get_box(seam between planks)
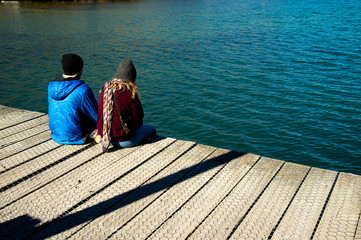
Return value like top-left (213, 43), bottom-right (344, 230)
top-left (310, 172), bottom-right (340, 240)
top-left (0, 129), bottom-right (50, 149)
top-left (105, 146), bottom-right (218, 239)
top-left (0, 144), bottom-right (62, 174)
top-left (0, 113), bottom-right (47, 131)
top-left (145, 149), bottom-right (239, 239)
top-left (25, 140), bottom-right (178, 239)
top-left (226, 161), bottom-right (286, 239)
top-left (185, 155), bottom-right (262, 240)
top-left (0, 144), bottom-right (102, 210)
top-left (355, 210), bottom-right (361, 239)
top-left (267, 167), bottom-right (312, 239)
top-left (67, 142), bottom-right (198, 239)
top-left (0, 143), bottom-right (97, 194)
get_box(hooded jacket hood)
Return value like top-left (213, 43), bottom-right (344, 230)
top-left (49, 78), bottom-right (84, 101)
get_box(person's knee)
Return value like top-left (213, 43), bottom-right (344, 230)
top-left (144, 124), bottom-right (156, 135)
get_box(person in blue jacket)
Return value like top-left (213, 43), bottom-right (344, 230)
top-left (48, 54), bottom-right (98, 144)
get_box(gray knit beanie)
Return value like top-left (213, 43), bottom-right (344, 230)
top-left (115, 58), bottom-right (137, 83)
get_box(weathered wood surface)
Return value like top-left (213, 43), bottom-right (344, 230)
top-left (0, 105), bottom-right (360, 239)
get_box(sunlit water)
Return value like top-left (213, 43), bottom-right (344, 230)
top-left (0, 0), bottom-right (360, 174)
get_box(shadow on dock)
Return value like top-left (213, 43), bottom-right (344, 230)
top-left (6, 150), bottom-right (243, 239)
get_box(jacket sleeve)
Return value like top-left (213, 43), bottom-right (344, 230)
top-left (80, 86), bottom-right (98, 125)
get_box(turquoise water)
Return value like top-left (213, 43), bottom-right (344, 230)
top-left (0, 0), bottom-right (360, 174)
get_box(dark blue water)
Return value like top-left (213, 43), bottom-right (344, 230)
top-left (0, 0), bottom-right (360, 174)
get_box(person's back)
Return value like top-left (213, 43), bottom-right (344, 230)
top-left (48, 54), bottom-right (97, 144)
top-left (97, 58), bottom-right (156, 152)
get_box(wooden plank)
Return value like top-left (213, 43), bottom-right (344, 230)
top-left (0, 115), bottom-right (48, 139)
top-left (108, 148), bottom-right (235, 239)
top-left (0, 107), bottom-right (50, 163)
top-left (271, 167), bottom-right (337, 239)
top-left (32, 139), bottom-right (196, 239)
top-left (313, 172), bottom-right (361, 239)
top-left (0, 130), bottom-right (51, 160)
top-left (228, 162), bottom-right (310, 239)
top-left (0, 105), bottom-right (32, 115)
top-left (187, 156), bottom-right (284, 239)
top-left (148, 153), bottom-right (260, 239)
top-left (0, 145), bottom-right (93, 208)
top-left (0, 121), bottom-right (49, 147)
top-left (0, 107), bottom-right (44, 129)
top-left (66, 144), bottom-right (217, 240)
top-left (0, 143), bottom-right (131, 239)
top-left (0, 139), bottom-right (60, 172)
top-left (31, 137), bottom-right (176, 222)
top-left (1, 138), bottom-right (176, 239)
top-left (0, 106), bottom-right (18, 115)
top-left (0, 144), bottom-right (90, 208)
top-left (0, 143), bottom-right (102, 240)
top-left (1, 143), bottom-right (83, 189)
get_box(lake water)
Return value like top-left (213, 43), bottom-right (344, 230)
top-left (0, 0), bottom-right (360, 175)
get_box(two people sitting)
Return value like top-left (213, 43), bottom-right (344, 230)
top-left (48, 53), bottom-right (156, 152)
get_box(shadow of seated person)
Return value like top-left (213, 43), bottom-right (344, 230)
top-left (0, 215), bottom-right (41, 240)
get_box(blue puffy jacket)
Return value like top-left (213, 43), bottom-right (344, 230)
top-left (48, 78), bottom-right (98, 144)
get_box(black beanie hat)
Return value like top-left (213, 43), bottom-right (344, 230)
top-left (115, 59), bottom-right (137, 83)
top-left (61, 54), bottom-right (84, 75)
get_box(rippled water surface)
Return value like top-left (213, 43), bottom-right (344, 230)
top-left (0, 0), bottom-right (360, 174)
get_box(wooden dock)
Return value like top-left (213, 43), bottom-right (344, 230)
top-left (0, 105), bottom-right (360, 240)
